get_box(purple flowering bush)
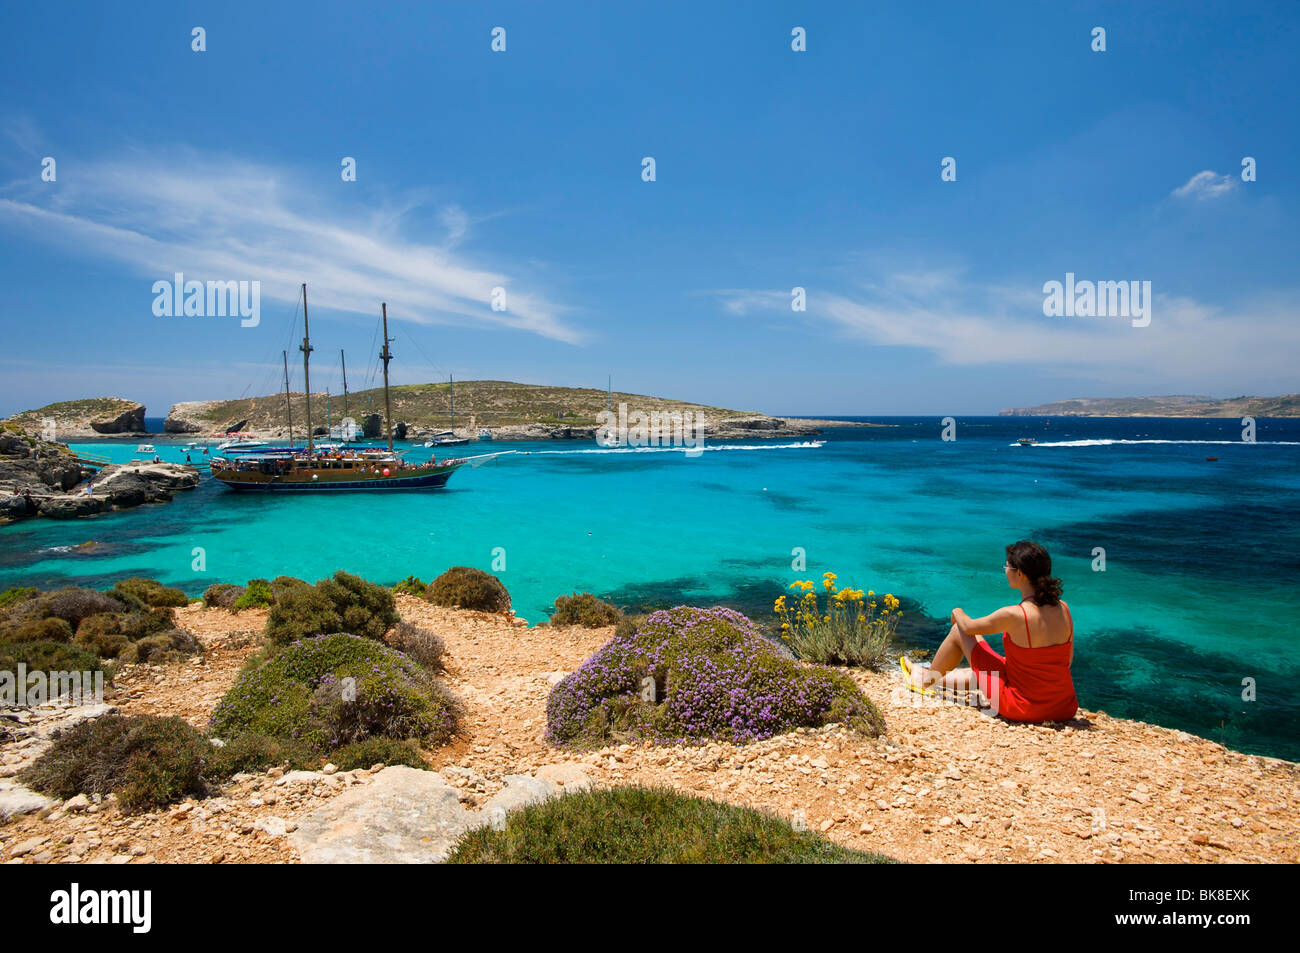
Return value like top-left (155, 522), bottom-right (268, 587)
top-left (545, 606), bottom-right (884, 749)
top-left (209, 633), bottom-right (460, 756)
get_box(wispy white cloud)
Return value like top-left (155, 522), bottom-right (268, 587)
top-left (1172, 170), bottom-right (1236, 200)
top-left (0, 147), bottom-right (583, 344)
top-left (713, 268), bottom-right (1299, 386)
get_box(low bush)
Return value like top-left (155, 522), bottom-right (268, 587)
top-left (550, 592), bottom-right (621, 628)
top-left (209, 633), bottom-right (459, 756)
top-left (112, 577), bottom-right (189, 608)
top-left (203, 584), bottom-right (245, 610)
top-left (330, 737), bottom-right (428, 771)
top-left (426, 567), bottom-right (510, 613)
top-left (384, 620), bottom-right (446, 671)
top-left (3, 587), bottom-right (121, 630)
top-left (233, 578), bottom-right (273, 611)
top-left (447, 785), bottom-right (897, 864)
top-left (265, 571), bottom-right (398, 646)
top-left (1, 616), bottom-right (74, 644)
top-left (20, 714), bottom-right (213, 812)
top-left (73, 614), bottom-right (130, 658)
top-left (0, 640), bottom-right (103, 680)
top-left (208, 734), bottom-right (313, 776)
top-left (118, 628), bottom-right (203, 665)
top-left (0, 586), bottom-right (38, 611)
top-left (545, 606), bottom-right (885, 749)
top-left (393, 575), bottom-right (425, 597)
top-left (270, 575), bottom-right (311, 603)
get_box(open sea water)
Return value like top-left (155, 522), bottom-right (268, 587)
top-left (2, 416), bottom-right (1297, 761)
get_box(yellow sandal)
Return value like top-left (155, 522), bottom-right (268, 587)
top-left (899, 655), bottom-right (935, 696)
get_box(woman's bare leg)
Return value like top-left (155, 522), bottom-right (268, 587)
top-left (908, 624), bottom-right (980, 691)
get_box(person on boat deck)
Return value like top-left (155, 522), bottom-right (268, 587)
top-left (900, 540), bottom-right (1078, 724)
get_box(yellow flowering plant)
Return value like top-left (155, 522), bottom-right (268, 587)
top-left (774, 573), bottom-right (901, 668)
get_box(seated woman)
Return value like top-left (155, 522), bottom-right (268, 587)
top-left (900, 540), bottom-right (1078, 723)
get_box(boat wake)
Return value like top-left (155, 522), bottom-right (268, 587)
top-left (1014, 439), bottom-right (1300, 448)
top-left (533, 440), bottom-right (826, 455)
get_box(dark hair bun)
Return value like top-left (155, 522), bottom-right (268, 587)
top-left (1034, 575), bottom-right (1063, 606)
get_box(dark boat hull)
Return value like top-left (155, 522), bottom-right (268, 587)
top-left (213, 465), bottom-right (460, 492)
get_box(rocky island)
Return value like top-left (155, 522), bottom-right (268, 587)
top-left (1000, 394), bottom-right (1300, 417)
top-left (3, 398), bottom-right (148, 440)
top-left (164, 380), bottom-right (875, 442)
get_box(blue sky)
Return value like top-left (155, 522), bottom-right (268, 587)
top-left (1, 1), bottom-right (1296, 417)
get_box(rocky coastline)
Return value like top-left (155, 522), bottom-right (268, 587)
top-left (1, 597), bottom-right (1295, 864)
top-left (0, 428), bottom-right (198, 525)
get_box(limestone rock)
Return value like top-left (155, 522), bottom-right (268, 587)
top-left (289, 766), bottom-right (470, 863)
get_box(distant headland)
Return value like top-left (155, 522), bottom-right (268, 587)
top-left (999, 394), bottom-right (1300, 418)
top-left (4, 382), bottom-right (884, 443)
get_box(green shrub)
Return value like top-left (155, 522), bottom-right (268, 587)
top-left (73, 614), bottom-right (130, 658)
top-left (117, 607), bottom-right (176, 641)
top-left (550, 592), bottom-right (621, 627)
top-left (1, 616), bottom-right (74, 644)
top-left (546, 606), bottom-right (885, 749)
top-left (265, 571), bottom-right (398, 646)
top-left (208, 734), bottom-right (314, 776)
top-left (393, 575), bottom-right (426, 597)
top-left (3, 587), bottom-right (121, 629)
top-left (20, 714), bottom-right (213, 812)
top-left (384, 620), bottom-right (446, 671)
top-left (0, 587), bottom-right (38, 611)
top-left (330, 737), bottom-right (428, 771)
top-left (118, 628), bottom-right (203, 665)
top-left (112, 577), bottom-right (189, 608)
top-left (426, 567), bottom-right (511, 613)
top-left (233, 578), bottom-right (273, 611)
top-left (209, 633), bottom-right (459, 756)
top-left (0, 640), bottom-right (103, 680)
top-left (447, 785), bottom-right (897, 864)
top-left (270, 575), bottom-right (311, 603)
top-left (203, 584), bottom-right (245, 610)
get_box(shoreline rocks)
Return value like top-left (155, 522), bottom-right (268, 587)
top-left (0, 431), bottom-right (199, 524)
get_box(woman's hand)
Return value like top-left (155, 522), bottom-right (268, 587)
top-left (950, 607), bottom-right (966, 625)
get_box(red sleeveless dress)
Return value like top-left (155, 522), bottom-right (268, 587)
top-left (970, 602), bottom-right (1078, 723)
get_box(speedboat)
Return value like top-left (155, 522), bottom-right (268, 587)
top-left (478, 428), bottom-right (493, 441)
top-left (424, 430), bottom-right (470, 447)
top-left (1016, 437), bottom-right (1037, 446)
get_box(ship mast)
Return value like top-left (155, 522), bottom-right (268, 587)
top-left (380, 303), bottom-right (394, 453)
top-left (300, 283), bottom-right (314, 454)
top-left (340, 350), bottom-right (350, 420)
top-left (450, 374), bottom-right (455, 433)
top-left (282, 350), bottom-right (294, 448)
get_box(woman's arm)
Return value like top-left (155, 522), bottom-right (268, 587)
top-left (951, 606), bottom-right (1019, 637)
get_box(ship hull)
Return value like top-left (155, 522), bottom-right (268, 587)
top-left (213, 465), bottom-right (461, 492)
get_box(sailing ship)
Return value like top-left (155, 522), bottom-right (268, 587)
top-left (424, 375), bottom-right (470, 447)
top-left (210, 285), bottom-right (468, 492)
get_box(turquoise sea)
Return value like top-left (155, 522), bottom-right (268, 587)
top-left (2, 416), bottom-right (1298, 761)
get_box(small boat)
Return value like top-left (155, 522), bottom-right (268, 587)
top-left (1206, 456), bottom-right (1218, 462)
top-left (424, 431), bottom-right (470, 448)
top-left (135, 444), bottom-right (156, 453)
top-left (216, 437), bottom-right (269, 453)
top-left (478, 428), bottom-right (493, 441)
top-left (1016, 437), bottom-right (1037, 446)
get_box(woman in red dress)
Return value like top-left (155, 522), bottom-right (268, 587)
top-left (900, 540), bottom-right (1078, 723)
